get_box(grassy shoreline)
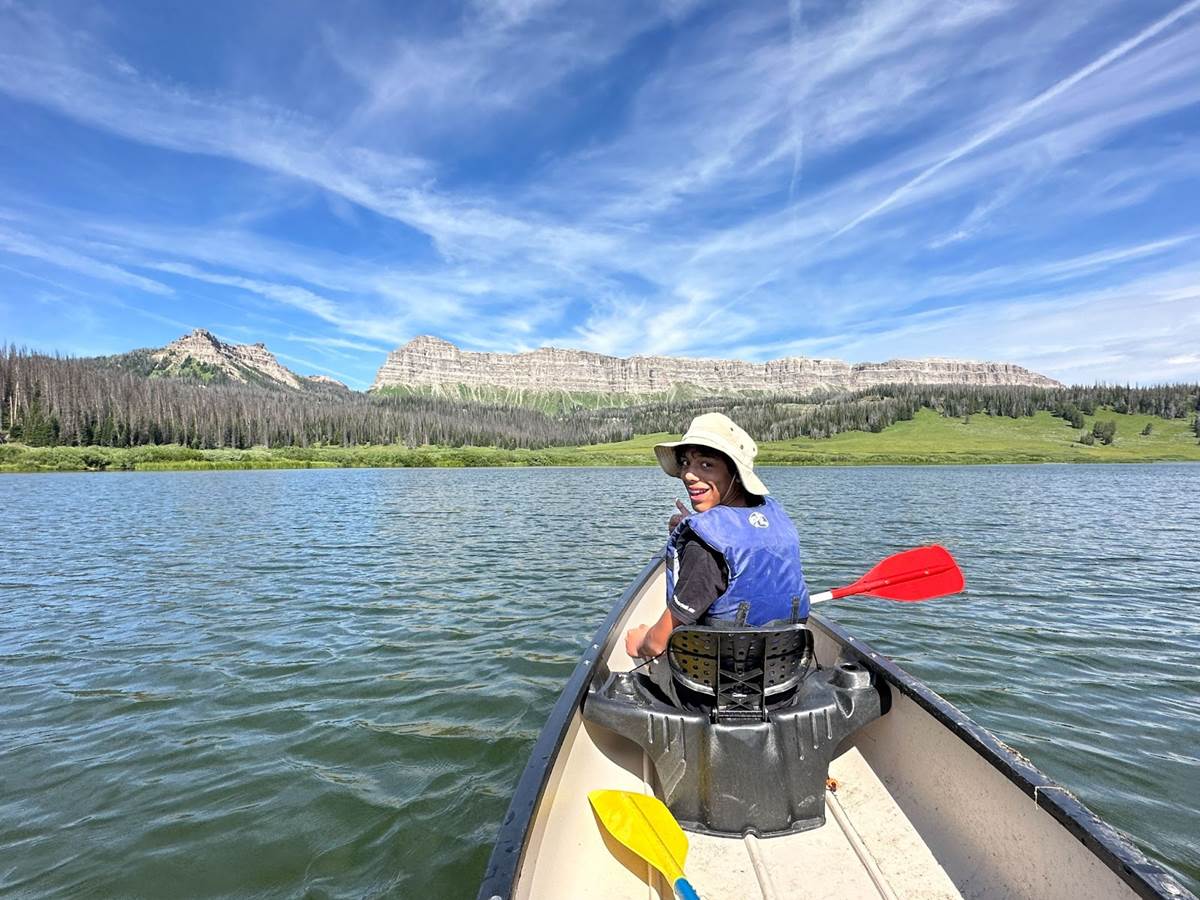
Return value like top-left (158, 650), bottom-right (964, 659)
top-left (3, 410), bottom-right (1198, 473)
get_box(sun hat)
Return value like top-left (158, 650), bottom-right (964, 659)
top-left (654, 413), bottom-right (769, 496)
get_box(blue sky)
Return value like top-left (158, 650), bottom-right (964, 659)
top-left (1, 0), bottom-right (1198, 390)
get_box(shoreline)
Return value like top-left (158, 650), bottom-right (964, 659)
top-left (5, 461), bottom-right (1198, 474)
top-left (4, 449), bottom-right (1199, 475)
top-left (4, 410), bottom-right (1198, 473)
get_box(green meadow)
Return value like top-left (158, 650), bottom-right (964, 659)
top-left (551, 410), bottom-right (1200, 466)
top-left (2, 409), bottom-right (1197, 473)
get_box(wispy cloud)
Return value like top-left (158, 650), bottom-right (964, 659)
top-left (270, 350), bottom-right (360, 386)
top-left (0, 226), bottom-right (171, 295)
top-left (801, 262), bottom-right (1200, 384)
top-left (830, 0), bottom-right (1200, 238)
top-left (285, 334), bottom-right (392, 355)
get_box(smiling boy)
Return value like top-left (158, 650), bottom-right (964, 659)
top-left (624, 413), bottom-right (810, 659)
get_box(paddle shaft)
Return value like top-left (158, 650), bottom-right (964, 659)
top-left (811, 560), bottom-right (959, 604)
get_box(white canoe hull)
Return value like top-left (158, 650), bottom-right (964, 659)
top-left (478, 555), bottom-right (1190, 900)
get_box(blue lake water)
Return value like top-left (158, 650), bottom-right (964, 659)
top-left (1, 464), bottom-right (1197, 896)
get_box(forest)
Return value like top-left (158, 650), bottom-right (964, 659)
top-left (2, 346), bottom-right (1198, 450)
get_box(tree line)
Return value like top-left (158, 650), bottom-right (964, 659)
top-left (2, 346), bottom-right (1197, 450)
top-left (0, 348), bottom-right (632, 449)
top-left (574, 382), bottom-right (1200, 442)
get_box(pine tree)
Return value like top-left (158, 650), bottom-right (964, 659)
top-left (1092, 420), bottom-right (1117, 445)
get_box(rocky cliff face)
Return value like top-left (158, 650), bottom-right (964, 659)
top-left (149, 329), bottom-right (301, 388)
top-left (371, 336), bottom-right (1062, 394)
top-left (145, 330), bottom-right (347, 391)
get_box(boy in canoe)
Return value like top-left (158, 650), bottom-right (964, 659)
top-left (624, 413), bottom-right (810, 659)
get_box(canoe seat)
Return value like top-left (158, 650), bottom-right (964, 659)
top-left (583, 623), bottom-right (883, 838)
top-left (668, 623), bottom-right (813, 720)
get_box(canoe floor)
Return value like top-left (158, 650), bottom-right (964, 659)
top-left (689, 745), bottom-right (962, 899)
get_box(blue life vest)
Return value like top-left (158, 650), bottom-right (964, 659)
top-left (665, 497), bottom-right (810, 626)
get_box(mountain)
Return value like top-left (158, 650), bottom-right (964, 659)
top-left (371, 335), bottom-right (1062, 396)
top-left (102, 329), bottom-right (348, 392)
top-left (96, 329), bottom-right (1062, 402)
top-left (302, 374), bottom-right (352, 392)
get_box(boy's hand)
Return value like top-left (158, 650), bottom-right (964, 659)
top-left (625, 624), bottom-right (650, 658)
top-left (668, 498), bottom-right (689, 533)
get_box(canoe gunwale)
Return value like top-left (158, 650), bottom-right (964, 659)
top-left (475, 551), bottom-right (665, 900)
top-left (808, 613), bottom-right (1191, 900)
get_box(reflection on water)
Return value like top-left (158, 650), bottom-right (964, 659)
top-left (1, 464), bottom-right (1197, 896)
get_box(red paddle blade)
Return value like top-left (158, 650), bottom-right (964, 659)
top-left (830, 545), bottom-right (964, 602)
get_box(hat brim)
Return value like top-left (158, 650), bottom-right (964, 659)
top-left (654, 438), bottom-right (769, 496)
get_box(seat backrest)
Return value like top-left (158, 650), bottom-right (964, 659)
top-left (667, 623), bottom-right (814, 720)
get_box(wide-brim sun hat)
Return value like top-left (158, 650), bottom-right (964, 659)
top-left (654, 413), bottom-right (769, 496)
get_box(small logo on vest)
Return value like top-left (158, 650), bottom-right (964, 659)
top-left (748, 512), bottom-right (769, 528)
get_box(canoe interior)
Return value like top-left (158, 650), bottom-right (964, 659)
top-left (482, 557), bottom-right (1187, 900)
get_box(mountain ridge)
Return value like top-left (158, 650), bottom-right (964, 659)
top-left (103, 329), bottom-right (349, 392)
top-left (97, 329), bottom-right (1064, 400)
top-left (371, 335), bottom-right (1063, 395)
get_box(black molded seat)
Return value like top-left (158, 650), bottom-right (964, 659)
top-left (668, 623), bottom-right (813, 720)
top-left (583, 622), bottom-right (883, 837)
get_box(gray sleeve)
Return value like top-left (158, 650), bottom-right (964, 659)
top-left (667, 534), bottom-right (728, 625)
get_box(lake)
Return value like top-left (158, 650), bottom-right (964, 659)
top-left (1, 464), bottom-right (1197, 896)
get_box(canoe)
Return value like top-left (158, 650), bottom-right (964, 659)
top-left (477, 554), bottom-right (1191, 900)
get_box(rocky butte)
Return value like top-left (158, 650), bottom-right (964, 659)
top-left (149, 329), bottom-right (347, 391)
top-left (371, 336), bottom-right (1063, 395)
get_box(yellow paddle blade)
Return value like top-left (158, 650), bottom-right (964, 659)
top-left (588, 790), bottom-right (689, 883)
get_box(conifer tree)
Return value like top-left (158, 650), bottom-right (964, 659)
top-left (1092, 420), bottom-right (1117, 445)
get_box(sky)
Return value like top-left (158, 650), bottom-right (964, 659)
top-left (1, 1), bottom-right (1198, 390)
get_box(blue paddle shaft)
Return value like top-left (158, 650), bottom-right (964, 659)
top-left (674, 877), bottom-right (701, 900)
